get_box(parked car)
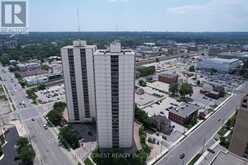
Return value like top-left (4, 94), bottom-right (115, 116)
top-left (43, 124), bottom-right (48, 129)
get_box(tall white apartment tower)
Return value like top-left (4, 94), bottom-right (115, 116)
top-left (61, 40), bottom-right (97, 122)
top-left (94, 41), bottom-right (135, 149)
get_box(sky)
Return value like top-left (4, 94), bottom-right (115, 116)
top-left (28, 0), bottom-right (248, 32)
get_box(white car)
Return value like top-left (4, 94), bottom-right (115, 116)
top-left (43, 124), bottom-right (48, 129)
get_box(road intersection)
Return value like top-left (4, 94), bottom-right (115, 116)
top-left (0, 65), bottom-right (75, 165)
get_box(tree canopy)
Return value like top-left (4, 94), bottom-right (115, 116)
top-left (169, 83), bottom-right (179, 96)
top-left (58, 126), bottom-right (79, 149)
top-left (179, 82), bottom-right (193, 98)
top-left (16, 137), bottom-right (35, 165)
top-left (46, 102), bottom-right (66, 126)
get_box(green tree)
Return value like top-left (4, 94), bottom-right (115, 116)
top-left (17, 137), bottom-right (29, 148)
top-left (139, 126), bottom-right (150, 154)
top-left (219, 136), bottom-right (229, 148)
top-left (179, 82), bottom-right (193, 98)
top-left (37, 84), bottom-right (47, 90)
top-left (18, 145), bottom-right (35, 164)
top-left (135, 105), bottom-right (154, 129)
top-left (47, 109), bottom-right (63, 126)
top-left (0, 55), bottom-right (10, 66)
top-left (26, 89), bottom-right (38, 101)
top-left (189, 65), bottom-right (195, 72)
top-left (210, 68), bottom-right (217, 75)
top-left (84, 158), bottom-right (93, 165)
top-left (46, 102), bottom-right (66, 126)
top-left (16, 137), bottom-right (35, 165)
top-left (137, 66), bottom-right (156, 77)
top-left (14, 72), bottom-right (22, 79)
top-left (226, 114), bottom-right (236, 129)
top-left (197, 80), bottom-right (201, 86)
top-left (58, 126), bottom-right (79, 149)
top-left (169, 83), bottom-right (179, 96)
top-left (53, 102), bottom-right (66, 111)
top-left (41, 64), bottom-right (49, 71)
top-left (139, 79), bottom-right (147, 87)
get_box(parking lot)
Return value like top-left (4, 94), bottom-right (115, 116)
top-left (197, 71), bottom-right (245, 92)
top-left (36, 84), bottom-right (65, 104)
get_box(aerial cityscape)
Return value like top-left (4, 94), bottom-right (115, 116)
top-left (1, 0), bottom-right (248, 165)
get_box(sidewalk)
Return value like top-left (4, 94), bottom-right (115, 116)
top-left (9, 120), bottom-right (27, 137)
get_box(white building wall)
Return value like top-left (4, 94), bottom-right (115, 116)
top-left (94, 55), bottom-right (113, 148)
top-left (61, 47), bottom-right (75, 121)
top-left (94, 51), bottom-right (135, 149)
top-left (86, 48), bottom-right (97, 119)
top-left (61, 43), bottom-right (97, 123)
top-left (118, 55), bottom-right (135, 148)
top-left (73, 47), bottom-right (86, 121)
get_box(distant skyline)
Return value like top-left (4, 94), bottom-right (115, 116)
top-left (29, 0), bottom-right (248, 32)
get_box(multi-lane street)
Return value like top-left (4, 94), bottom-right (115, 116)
top-left (154, 83), bottom-right (248, 165)
top-left (0, 65), bottom-right (75, 165)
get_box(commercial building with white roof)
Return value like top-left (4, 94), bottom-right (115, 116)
top-left (197, 57), bottom-right (242, 72)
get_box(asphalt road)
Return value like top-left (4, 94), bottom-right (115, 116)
top-left (26, 118), bottom-right (73, 165)
top-left (0, 65), bottom-right (74, 165)
top-left (154, 82), bottom-right (248, 165)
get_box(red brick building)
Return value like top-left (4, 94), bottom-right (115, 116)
top-left (168, 103), bottom-right (199, 125)
top-left (158, 73), bottom-right (178, 84)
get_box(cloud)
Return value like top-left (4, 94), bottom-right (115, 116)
top-left (165, 0), bottom-right (248, 31)
top-left (167, 0), bottom-right (248, 16)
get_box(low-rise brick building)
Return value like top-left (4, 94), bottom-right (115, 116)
top-left (158, 73), bottom-right (178, 84)
top-left (168, 103), bottom-right (200, 125)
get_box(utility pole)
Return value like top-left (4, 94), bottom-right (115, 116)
top-left (76, 8), bottom-right (81, 32)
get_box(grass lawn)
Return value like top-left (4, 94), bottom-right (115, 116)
top-left (188, 154), bottom-right (201, 165)
top-left (0, 85), bottom-right (4, 93)
top-left (218, 127), bottom-right (228, 137)
top-left (84, 158), bottom-right (94, 165)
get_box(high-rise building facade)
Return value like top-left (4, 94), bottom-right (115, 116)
top-left (229, 95), bottom-right (248, 158)
top-left (94, 41), bottom-right (135, 149)
top-left (61, 40), bottom-right (97, 122)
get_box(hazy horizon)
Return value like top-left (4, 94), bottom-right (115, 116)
top-left (27, 31), bottom-right (248, 33)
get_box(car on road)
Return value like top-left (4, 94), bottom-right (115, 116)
top-left (43, 124), bottom-right (48, 129)
top-left (179, 153), bottom-right (185, 159)
top-left (162, 135), bottom-right (167, 140)
top-left (207, 148), bottom-right (215, 154)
